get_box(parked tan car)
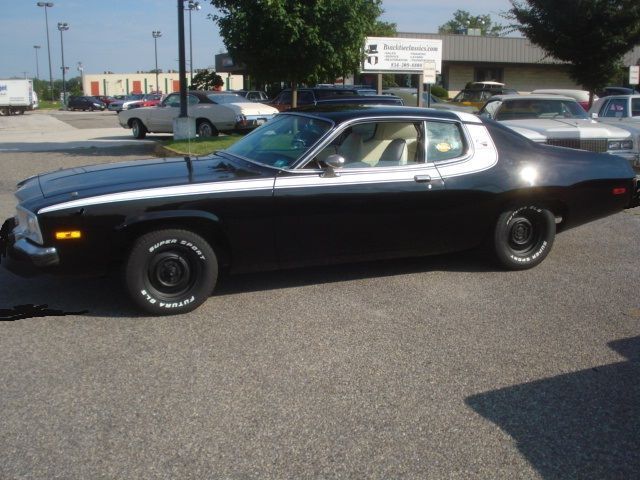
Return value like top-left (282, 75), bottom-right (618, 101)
top-left (118, 91), bottom-right (278, 138)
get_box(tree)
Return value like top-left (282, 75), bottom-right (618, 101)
top-left (190, 70), bottom-right (224, 90)
top-left (508, 0), bottom-right (640, 106)
top-left (438, 10), bottom-right (503, 36)
top-left (209, 0), bottom-right (383, 106)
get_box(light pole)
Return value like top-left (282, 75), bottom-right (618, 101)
top-left (152, 30), bottom-right (162, 93)
top-left (77, 62), bottom-right (84, 94)
top-left (57, 22), bottom-right (69, 107)
top-left (33, 45), bottom-right (41, 79)
top-left (186, 1), bottom-right (201, 86)
top-left (36, 2), bottom-right (54, 101)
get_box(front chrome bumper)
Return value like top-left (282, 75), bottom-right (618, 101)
top-left (0, 217), bottom-right (59, 277)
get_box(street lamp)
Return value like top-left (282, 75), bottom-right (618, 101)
top-left (36, 2), bottom-right (54, 101)
top-left (152, 30), bottom-right (162, 93)
top-left (33, 45), bottom-right (41, 79)
top-left (57, 22), bottom-right (69, 107)
top-left (185, 1), bottom-right (201, 86)
top-left (77, 62), bottom-right (84, 94)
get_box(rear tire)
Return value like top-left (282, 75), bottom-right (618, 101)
top-left (124, 229), bottom-right (218, 315)
top-left (131, 119), bottom-right (147, 139)
top-left (493, 206), bottom-right (555, 270)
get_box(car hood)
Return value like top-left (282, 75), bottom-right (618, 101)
top-left (500, 118), bottom-right (632, 139)
top-left (32, 154), bottom-right (273, 212)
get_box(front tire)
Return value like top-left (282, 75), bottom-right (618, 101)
top-left (131, 119), bottom-right (147, 139)
top-left (197, 119), bottom-right (218, 137)
top-left (493, 206), bottom-right (555, 270)
top-left (124, 229), bottom-right (218, 315)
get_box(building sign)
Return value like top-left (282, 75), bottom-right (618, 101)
top-left (363, 37), bottom-right (443, 73)
top-left (423, 60), bottom-right (437, 84)
top-left (630, 66), bottom-right (639, 86)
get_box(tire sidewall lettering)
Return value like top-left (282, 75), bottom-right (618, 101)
top-left (139, 289), bottom-right (196, 308)
top-left (147, 238), bottom-right (206, 260)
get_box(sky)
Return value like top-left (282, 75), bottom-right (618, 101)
top-left (0, 0), bottom-right (513, 80)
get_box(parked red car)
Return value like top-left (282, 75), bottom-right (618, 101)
top-left (95, 96), bottom-right (116, 106)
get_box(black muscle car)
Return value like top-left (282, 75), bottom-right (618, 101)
top-left (1, 106), bottom-right (638, 315)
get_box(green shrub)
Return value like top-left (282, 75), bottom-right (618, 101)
top-left (429, 85), bottom-right (449, 99)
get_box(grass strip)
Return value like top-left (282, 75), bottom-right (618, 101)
top-left (162, 135), bottom-right (243, 156)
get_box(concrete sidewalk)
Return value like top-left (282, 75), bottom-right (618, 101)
top-left (0, 112), bottom-right (163, 152)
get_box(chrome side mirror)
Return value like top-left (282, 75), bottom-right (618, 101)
top-left (322, 154), bottom-right (345, 177)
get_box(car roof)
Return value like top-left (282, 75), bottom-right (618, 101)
top-left (487, 94), bottom-right (576, 102)
top-left (280, 105), bottom-right (463, 124)
top-left (598, 94), bottom-right (640, 99)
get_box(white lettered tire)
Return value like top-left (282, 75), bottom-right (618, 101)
top-left (124, 229), bottom-right (218, 315)
top-left (493, 206), bottom-right (555, 270)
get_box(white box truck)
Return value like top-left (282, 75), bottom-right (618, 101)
top-left (0, 79), bottom-right (36, 115)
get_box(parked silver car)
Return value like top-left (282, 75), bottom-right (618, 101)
top-left (589, 95), bottom-right (640, 171)
top-left (479, 94), bottom-right (639, 170)
top-left (589, 95), bottom-right (640, 123)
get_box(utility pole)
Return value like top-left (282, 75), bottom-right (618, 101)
top-left (152, 30), bottom-right (162, 93)
top-left (57, 22), bottom-right (69, 107)
top-left (33, 45), bottom-right (41, 79)
top-left (186, 1), bottom-right (201, 86)
top-left (36, 2), bottom-right (54, 101)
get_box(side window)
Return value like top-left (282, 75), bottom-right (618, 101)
top-left (188, 94), bottom-right (199, 105)
top-left (164, 94), bottom-right (181, 107)
top-left (631, 98), bottom-right (640, 117)
top-left (602, 98), bottom-right (628, 117)
top-left (425, 121), bottom-right (466, 163)
top-left (311, 121), bottom-right (423, 169)
top-left (275, 91), bottom-right (291, 105)
top-left (481, 100), bottom-right (501, 119)
top-left (298, 91), bottom-right (314, 105)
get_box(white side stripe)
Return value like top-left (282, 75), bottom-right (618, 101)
top-left (38, 178), bottom-right (275, 214)
top-left (436, 124), bottom-right (498, 178)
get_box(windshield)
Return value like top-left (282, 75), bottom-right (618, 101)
top-left (495, 99), bottom-right (588, 120)
top-left (207, 93), bottom-right (249, 104)
top-left (224, 114), bottom-right (332, 168)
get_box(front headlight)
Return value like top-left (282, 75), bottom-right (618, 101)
top-left (608, 140), bottom-right (634, 150)
top-left (14, 206), bottom-right (44, 245)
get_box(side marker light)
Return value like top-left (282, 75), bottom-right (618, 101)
top-left (55, 231), bottom-right (82, 240)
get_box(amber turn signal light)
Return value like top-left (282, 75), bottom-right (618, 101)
top-left (55, 231), bottom-right (82, 240)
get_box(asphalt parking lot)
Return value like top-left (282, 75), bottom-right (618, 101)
top-left (0, 112), bottom-right (639, 479)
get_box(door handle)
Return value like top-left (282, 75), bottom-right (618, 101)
top-left (414, 175), bottom-right (431, 183)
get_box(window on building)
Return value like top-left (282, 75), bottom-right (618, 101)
top-left (474, 67), bottom-right (504, 83)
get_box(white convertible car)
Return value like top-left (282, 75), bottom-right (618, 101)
top-left (118, 91), bottom-right (278, 138)
top-left (479, 94), bottom-right (640, 171)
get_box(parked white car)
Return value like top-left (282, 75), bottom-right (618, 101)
top-left (479, 94), bottom-right (639, 170)
top-left (118, 91), bottom-right (279, 138)
top-left (530, 89), bottom-right (595, 111)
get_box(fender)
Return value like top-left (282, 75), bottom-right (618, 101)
top-left (116, 209), bottom-right (223, 232)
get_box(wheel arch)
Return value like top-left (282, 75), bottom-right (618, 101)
top-left (114, 210), bottom-right (232, 268)
top-left (127, 117), bottom-right (146, 128)
top-left (495, 189), bottom-right (570, 231)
